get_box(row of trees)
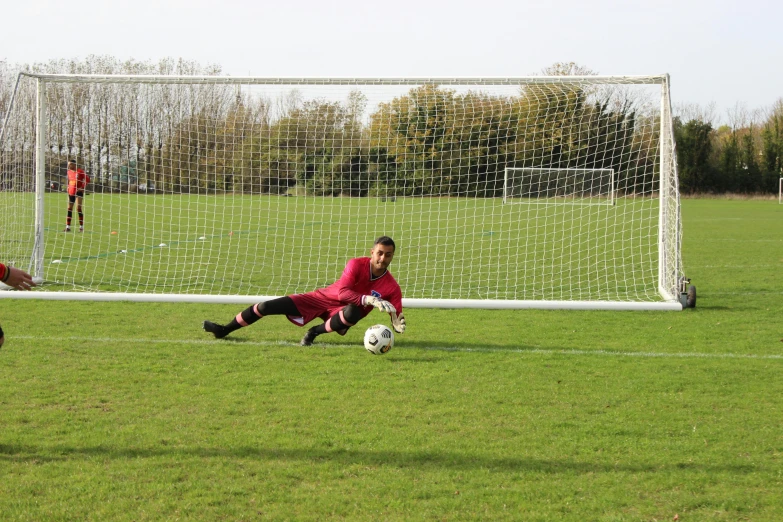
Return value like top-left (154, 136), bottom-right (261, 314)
top-left (2, 57), bottom-right (780, 196)
top-left (674, 101), bottom-right (783, 194)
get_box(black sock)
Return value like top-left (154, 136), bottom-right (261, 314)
top-left (220, 304), bottom-right (265, 335)
top-left (309, 324), bottom-right (327, 336)
top-left (309, 307), bottom-right (358, 337)
top-left (224, 318), bottom-right (243, 334)
top-left (217, 297), bottom-right (304, 337)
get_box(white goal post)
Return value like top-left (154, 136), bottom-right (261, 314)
top-left (0, 73), bottom-right (684, 310)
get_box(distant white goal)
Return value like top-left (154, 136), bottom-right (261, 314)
top-left (503, 167), bottom-right (616, 205)
top-left (0, 73), bottom-right (684, 310)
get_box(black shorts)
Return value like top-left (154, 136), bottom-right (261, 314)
top-left (68, 191), bottom-right (85, 203)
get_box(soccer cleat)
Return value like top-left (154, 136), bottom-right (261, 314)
top-left (203, 320), bottom-right (229, 339)
top-left (79, 227), bottom-right (84, 232)
top-left (64, 227), bottom-right (71, 232)
top-left (300, 330), bottom-right (318, 346)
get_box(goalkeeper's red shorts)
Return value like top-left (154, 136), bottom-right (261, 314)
top-left (287, 291), bottom-right (366, 332)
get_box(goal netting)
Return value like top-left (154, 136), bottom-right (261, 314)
top-left (0, 73), bottom-right (684, 309)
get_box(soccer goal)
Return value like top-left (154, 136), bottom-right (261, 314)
top-left (0, 73), bottom-right (684, 310)
top-left (503, 167), bottom-right (616, 206)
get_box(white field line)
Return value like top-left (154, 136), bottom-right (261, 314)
top-left (690, 265), bottom-right (780, 268)
top-left (698, 291), bottom-right (783, 295)
top-left (11, 336), bottom-right (783, 360)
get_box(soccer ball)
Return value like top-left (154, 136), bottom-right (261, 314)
top-left (363, 324), bottom-right (394, 355)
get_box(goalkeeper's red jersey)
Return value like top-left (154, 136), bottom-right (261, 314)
top-left (288, 256), bottom-right (402, 327)
top-left (67, 168), bottom-right (90, 196)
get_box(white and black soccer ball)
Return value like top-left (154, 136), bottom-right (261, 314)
top-left (363, 324), bottom-right (394, 355)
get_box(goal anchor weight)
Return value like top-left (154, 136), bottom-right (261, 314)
top-left (678, 277), bottom-right (696, 309)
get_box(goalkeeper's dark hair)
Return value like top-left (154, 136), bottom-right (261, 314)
top-left (373, 236), bottom-right (395, 250)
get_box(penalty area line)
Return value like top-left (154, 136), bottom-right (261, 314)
top-left (10, 335), bottom-right (783, 360)
top-left (428, 345), bottom-right (783, 360)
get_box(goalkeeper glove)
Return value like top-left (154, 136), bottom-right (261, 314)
top-left (362, 295), bottom-right (396, 314)
top-left (391, 311), bottom-right (406, 334)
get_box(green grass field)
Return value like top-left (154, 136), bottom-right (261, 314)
top-left (1, 198), bottom-right (782, 520)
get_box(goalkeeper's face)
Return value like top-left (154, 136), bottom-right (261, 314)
top-left (370, 244), bottom-right (395, 274)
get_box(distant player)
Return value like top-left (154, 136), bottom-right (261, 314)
top-left (0, 262), bottom-right (36, 348)
top-left (203, 236), bottom-right (406, 345)
top-left (64, 160), bottom-right (90, 232)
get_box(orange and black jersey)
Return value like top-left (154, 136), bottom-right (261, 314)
top-left (67, 169), bottom-right (90, 196)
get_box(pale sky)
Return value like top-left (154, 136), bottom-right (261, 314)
top-left (3, 0), bottom-right (781, 123)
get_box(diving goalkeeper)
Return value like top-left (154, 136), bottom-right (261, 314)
top-left (203, 236), bottom-right (406, 345)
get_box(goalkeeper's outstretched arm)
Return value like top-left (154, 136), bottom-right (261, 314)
top-left (0, 263), bottom-right (36, 348)
top-left (361, 294), bottom-right (405, 333)
top-left (0, 263), bottom-right (35, 291)
top-left (361, 294), bottom-right (395, 313)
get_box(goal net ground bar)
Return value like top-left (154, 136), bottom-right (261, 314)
top-left (0, 291), bottom-right (683, 310)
